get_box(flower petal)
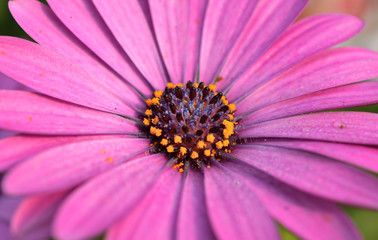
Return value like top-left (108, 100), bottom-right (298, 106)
top-left (0, 91), bottom-right (139, 135)
top-left (205, 164), bottom-right (279, 240)
top-left (240, 81), bottom-right (378, 122)
top-left (93, 0), bottom-right (167, 90)
top-left (9, 0), bottom-right (145, 109)
top-left (226, 14), bottom-right (364, 102)
top-left (0, 37), bottom-right (138, 117)
top-left (4, 137), bottom-right (150, 195)
top-left (107, 168), bottom-right (183, 240)
top-left (199, 0), bottom-right (257, 84)
top-left (218, 0), bottom-right (308, 90)
top-left (46, 0), bottom-right (152, 95)
top-left (232, 145), bottom-right (378, 209)
top-left (239, 112), bottom-right (378, 145)
top-left (53, 154), bottom-right (166, 240)
top-left (237, 47), bottom-right (378, 113)
top-left (0, 196), bottom-right (22, 222)
top-left (0, 221), bottom-right (13, 240)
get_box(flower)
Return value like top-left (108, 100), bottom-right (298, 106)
top-left (0, 0), bottom-right (378, 240)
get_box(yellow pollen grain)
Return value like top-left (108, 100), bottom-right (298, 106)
top-left (167, 82), bottom-right (175, 89)
top-left (145, 99), bottom-right (152, 106)
top-left (179, 168), bottom-right (184, 173)
top-left (221, 96), bottom-right (228, 105)
top-left (100, 149), bottom-right (106, 154)
top-left (191, 151), bottom-right (199, 159)
top-left (151, 116), bottom-right (159, 124)
top-left (197, 140), bottom-right (205, 149)
top-left (228, 114), bottom-right (234, 120)
top-left (223, 129), bottom-right (233, 139)
top-left (204, 149), bottom-right (211, 156)
top-left (206, 134), bottom-right (215, 143)
top-left (151, 97), bottom-right (160, 105)
top-left (150, 127), bottom-right (162, 137)
top-left (106, 157), bottom-right (114, 163)
top-left (1, 52), bottom-right (5, 55)
top-left (216, 141), bottom-right (224, 149)
top-left (154, 90), bottom-right (163, 98)
top-left (28, 117), bottom-right (32, 121)
top-left (177, 83), bottom-right (184, 87)
top-left (145, 109), bottom-right (153, 116)
top-left (173, 162), bottom-right (184, 169)
top-left (180, 147), bottom-right (187, 155)
top-left (160, 138), bottom-right (169, 146)
top-left (211, 149), bottom-right (216, 157)
top-left (143, 118), bottom-right (150, 126)
top-left (208, 84), bottom-right (216, 92)
top-left (194, 83), bottom-right (199, 88)
top-left (167, 145), bottom-right (174, 153)
top-left (228, 104), bottom-right (236, 112)
top-left (223, 140), bottom-right (230, 147)
top-left (174, 136), bottom-right (182, 144)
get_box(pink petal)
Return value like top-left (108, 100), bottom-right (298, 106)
top-left (0, 37), bottom-right (138, 117)
top-left (148, 0), bottom-right (207, 84)
top-left (46, 0), bottom-right (152, 95)
top-left (0, 91), bottom-right (139, 135)
top-left (93, 0), bottom-right (167, 90)
top-left (241, 81), bottom-right (378, 122)
top-left (205, 164), bottom-right (279, 240)
top-left (4, 137), bottom-right (150, 195)
top-left (218, 0), bottom-right (308, 90)
top-left (53, 154), bottom-right (166, 240)
top-left (0, 72), bottom-right (26, 91)
top-left (233, 145), bottom-right (378, 209)
top-left (107, 168), bottom-right (183, 240)
top-left (199, 0), bottom-right (257, 84)
top-left (255, 139), bottom-right (378, 173)
top-left (0, 221), bottom-right (13, 240)
top-left (0, 196), bottom-right (22, 222)
top-left (9, 0), bottom-right (145, 109)
top-left (239, 112), bottom-right (378, 145)
top-left (237, 47), bottom-right (378, 113)
top-left (176, 170), bottom-right (215, 240)
top-left (226, 161), bottom-right (362, 240)
top-left (227, 14), bottom-right (364, 102)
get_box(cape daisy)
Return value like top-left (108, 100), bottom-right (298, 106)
top-left (0, 0), bottom-right (378, 240)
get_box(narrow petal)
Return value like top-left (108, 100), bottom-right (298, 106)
top-left (241, 81), bottom-right (378, 122)
top-left (232, 145), bottom-right (378, 209)
top-left (107, 168), bottom-right (183, 240)
top-left (237, 48), bottom-right (378, 113)
top-left (225, 161), bottom-right (362, 240)
top-left (205, 164), bottom-right (279, 240)
top-left (0, 72), bottom-right (26, 90)
top-left (218, 0), bottom-right (308, 90)
top-left (0, 221), bottom-right (13, 240)
top-left (46, 0), bottom-right (152, 95)
top-left (0, 37), bottom-right (137, 117)
top-left (4, 137), bottom-right (150, 195)
top-left (148, 0), bottom-right (208, 84)
top-left (9, 0), bottom-right (145, 109)
top-left (176, 170), bottom-right (215, 240)
top-left (227, 14), bottom-right (364, 102)
top-left (0, 91), bottom-right (139, 135)
top-left (199, 0), bottom-right (257, 84)
top-left (239, 112), bottom-right (378, 145)
top-left (93, 0), bottom-right (167, 90)
top-left (53, 154), bottom-right (166, 240)
top-left (0, 196), bottom-right (22, 222)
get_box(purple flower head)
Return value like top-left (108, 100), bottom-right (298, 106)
top-left (0, 0), bottom-right (378, 240)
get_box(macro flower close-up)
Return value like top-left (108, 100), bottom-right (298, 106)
top-left (0, 0), bottom-right (378, 239)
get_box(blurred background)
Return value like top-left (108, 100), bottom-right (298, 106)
top-left (0, 0), bottom-right (377, 239)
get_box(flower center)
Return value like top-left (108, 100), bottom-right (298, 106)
top-left (143, 81), bottom-right (237, 172)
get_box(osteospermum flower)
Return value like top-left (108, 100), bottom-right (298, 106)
top-left (1, 0), bottom-right (378, 239)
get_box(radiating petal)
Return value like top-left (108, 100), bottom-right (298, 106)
top-left (9, 0), bottom-right (145, 109)
top-left (226, 161), bottom-right (362, 240)
top-left (93, 0), bottom-right (167, 90)
top-left (232, 145), bottom-right (378, 209)
top-left (176, 170), bottom-right (215, 240)
top-left (0, 72), bottom-right (26, 90)
top-left (53, 154), bottom-right (166, 240)
top-left (205, 164), bottom-right (279, 240)
top-left (0, 221), bottom-right (13, 240)
top-left (239, 112), bottom-right (378, 145)
top-left (240, 81), bottom-right (378, 122)
top-left (0, 91), bottom-right (139, 135)
top-left (199, 0), bottom-right (257, 84)
top-left (46, 0), bottom-right (152, 95)
top-left (237, 48), bottom-right (378, 113)
top-left (107, 168), bottom-right (183, 240)
top-left (218, 0), bottom-right (308, 90)
top-left (0, 196), bottom-right (22, 222)
top-left (149, 0), bottom-right (208, 84)
top-left (4, 137), bottom-right (150, 195)
top-left (227, 14), bottom-right (364, 102)
top-left (0, 37), bottom-right (137, 117)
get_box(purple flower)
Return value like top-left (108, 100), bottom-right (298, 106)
top-left (0, 0), bottom-right (378, 240)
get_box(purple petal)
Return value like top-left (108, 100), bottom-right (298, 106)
top-left (93, 0), bottom-right (167, 90)
top-left (218, 0), bottom-right (308, 90)
top-left (239, 112), bottom-right (378, 145)
top-left (227, 14), bottom-right (364, 102)
top-left (241, 81), bottom-right (378, 122)
top-left (232, 145), bottom-right (378, 209)
top-left (4, 137), bottom-right (150, 195)
top-left (225, 161), bottom-right (362, 240)
top-left (237, 47), bottom-right (378, 113)
top-left (53, 154), bottom-right (166, 240)
top-left (107, 168), bottom-right (183, 240)
top-left (205, 164), bottom-right (279, 240)
top-left (46, 0), bottom-right (152, 95)
top-left (0, 91), bottom-right (139, 135)
top-left (0, 221), bottom-right (13, 240)
top-left (199, 0), bottom-right (257, 84)
top-left (0, 196), bottom-right (22, 222)
top-left (0, 72), bottom-right (26, 91)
